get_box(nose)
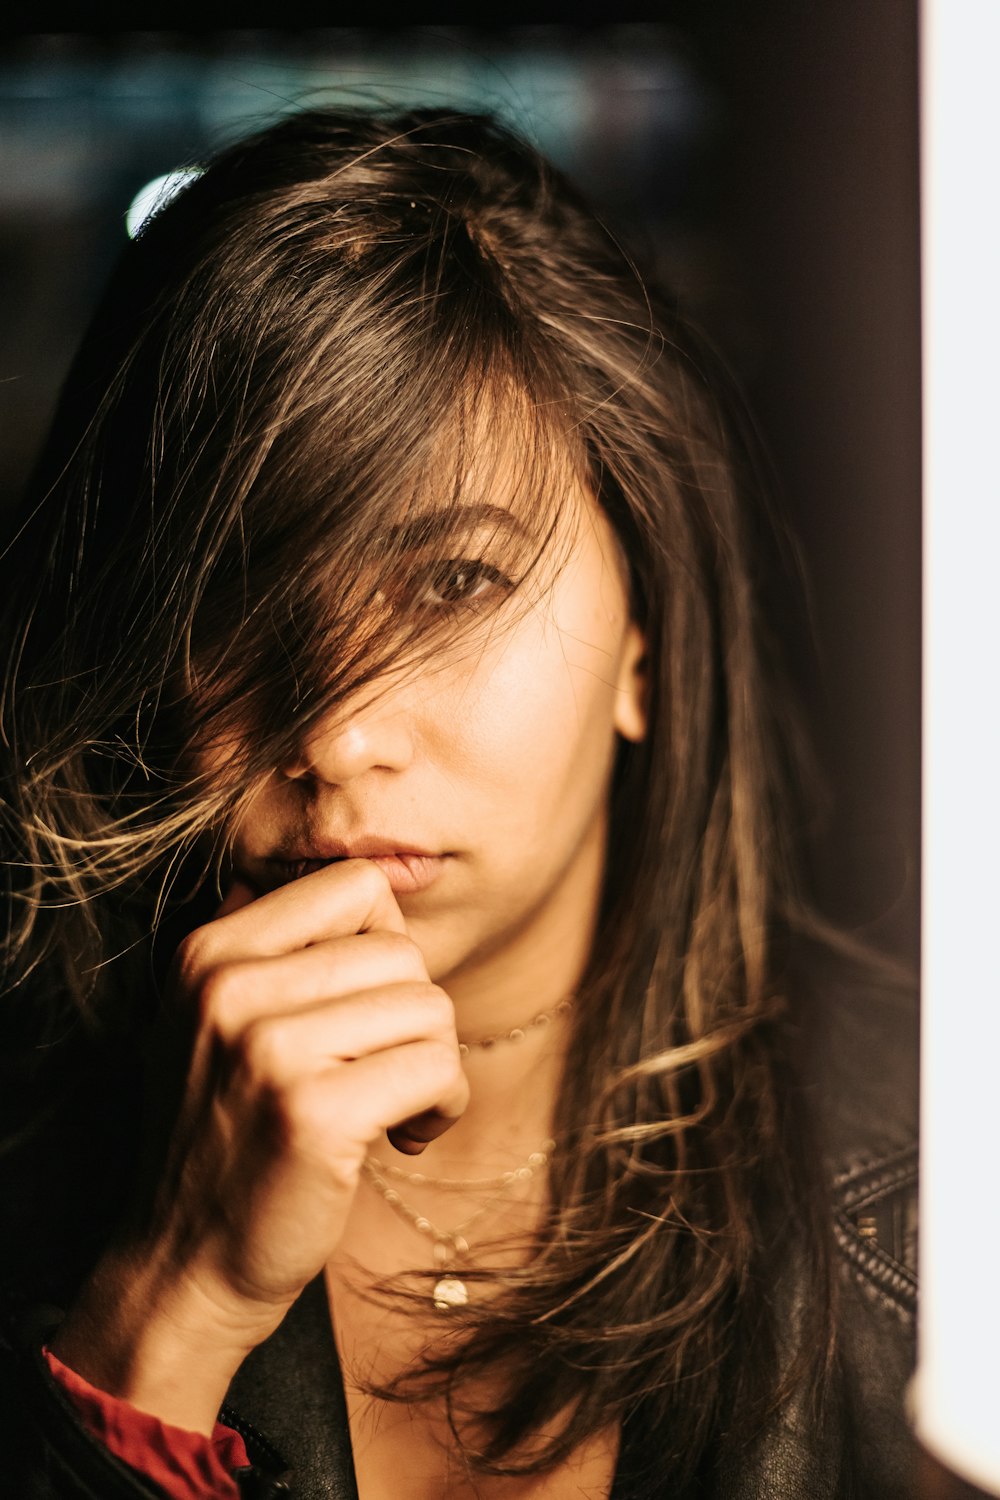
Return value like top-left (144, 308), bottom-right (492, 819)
top-left (278, 695), bottom-right (415, 785)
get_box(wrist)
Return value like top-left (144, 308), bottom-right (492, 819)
top-left (48, 1243), bottom-right (287, 1436)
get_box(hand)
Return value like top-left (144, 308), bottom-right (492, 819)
top-left (50, 859), bottom-right (468, 1430)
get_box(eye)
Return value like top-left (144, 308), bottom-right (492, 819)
top-left (416, 559), bottom-right (513, 608)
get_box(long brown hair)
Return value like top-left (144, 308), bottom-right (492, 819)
top-left (0, 109), bottom-right (834, 1489)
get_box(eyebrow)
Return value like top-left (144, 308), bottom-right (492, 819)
top-left (379, 503), bottom-right (532, 551)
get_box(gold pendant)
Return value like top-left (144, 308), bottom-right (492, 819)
top-left (432, 1275), bottom-right (468, 1311)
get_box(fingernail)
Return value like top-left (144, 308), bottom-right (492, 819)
top-left (386, 1126), bottom-right (429, 1155)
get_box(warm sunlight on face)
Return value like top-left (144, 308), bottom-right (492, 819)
top-left (219, 452), bottom-right (647, 1023)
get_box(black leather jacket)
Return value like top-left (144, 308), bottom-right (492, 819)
top-left (0, 979), bottom-right (919, 1499)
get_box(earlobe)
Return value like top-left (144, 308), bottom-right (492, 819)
top-left (613, 624), bottom-right (648, 743)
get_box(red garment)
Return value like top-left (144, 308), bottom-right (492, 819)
top-left (43, 1346), bottom-right (249, 1500)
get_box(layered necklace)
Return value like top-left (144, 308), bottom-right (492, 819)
top-left (362, 995), bottom-right (570, 1311)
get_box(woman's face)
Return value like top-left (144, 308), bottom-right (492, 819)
top-left (220, 453), bottom-right (646, 1009)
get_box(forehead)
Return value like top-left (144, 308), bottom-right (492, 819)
top-left (392, 386), bottom-right (590, 551)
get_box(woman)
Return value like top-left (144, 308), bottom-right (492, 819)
top-left (0, 109), bottom-right (916, 1498)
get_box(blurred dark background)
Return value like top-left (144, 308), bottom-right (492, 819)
top-left (0, 3), bottom-right (920, 966)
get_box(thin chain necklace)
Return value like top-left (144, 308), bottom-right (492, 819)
top-left (456, 996), bottom-right (573, 1057)
top-left (368, 1138), bottom-right (557, 1193)
top-left (365, 994), bottom-right (569, 1306)
top-left (362, 1137), bottom-right (557, 1310)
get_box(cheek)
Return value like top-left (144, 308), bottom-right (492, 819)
top-left (437, 603), bottom-right (627, 810)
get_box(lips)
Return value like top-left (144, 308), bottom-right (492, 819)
top-left (257, 839), bottom-right (449, 897)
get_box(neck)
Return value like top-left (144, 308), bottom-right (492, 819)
top-left (386, 814), bottom-right (606, 1175)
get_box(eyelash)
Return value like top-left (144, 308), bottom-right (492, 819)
top-left (415, 559), bottom-right (514, 610)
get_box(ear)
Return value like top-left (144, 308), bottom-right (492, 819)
top-left (613, 622), bottom-right (648, 743)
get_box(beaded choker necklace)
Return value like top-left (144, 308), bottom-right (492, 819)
top-left (456, 996), bottom-right (573, 1056)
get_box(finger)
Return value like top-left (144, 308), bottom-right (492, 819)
top-left (180, 859), bottom-right (407, 974)
top-left (294, 1041), bottom-right (470, 1156)
top-left (387, 1108), bottom-right (460, 1155)
top-left (199, 935), bottom-right (431, 1036)
top-left (226, 982), bottom-right (457, 1081)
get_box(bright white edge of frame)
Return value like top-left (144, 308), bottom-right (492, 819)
top-left (911, 0), bottom-right (1000, 1493)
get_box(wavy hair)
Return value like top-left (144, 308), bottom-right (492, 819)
top-left (0, 109), bottom-right (834, 1488)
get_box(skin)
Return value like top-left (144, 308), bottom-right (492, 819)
top-left (233, 476), bottom-right (647, 1034)
top-left (49, 463), bottom-right (647, 1460)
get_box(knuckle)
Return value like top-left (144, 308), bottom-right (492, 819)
top-left (375, 930), bottom-right (427, 979)
top-left (357, 857), bottom-right (392, 901)
top-left (424, 1035), bottom-right (461, 1080)
top-left (422, 984), bottom-right (457, 1032)
top-left (172, 928), bottom-right (215, 994)
top-left (196, 964), bottom-right (246, 1037)
top-left (239, 1016), bottom-right (289, 1083)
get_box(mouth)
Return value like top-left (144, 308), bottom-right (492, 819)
top-left (257, 843), bottom-right (449, 897)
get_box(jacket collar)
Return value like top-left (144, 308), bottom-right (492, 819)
top-left (226, 1274), bottom-right (359, 1499)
